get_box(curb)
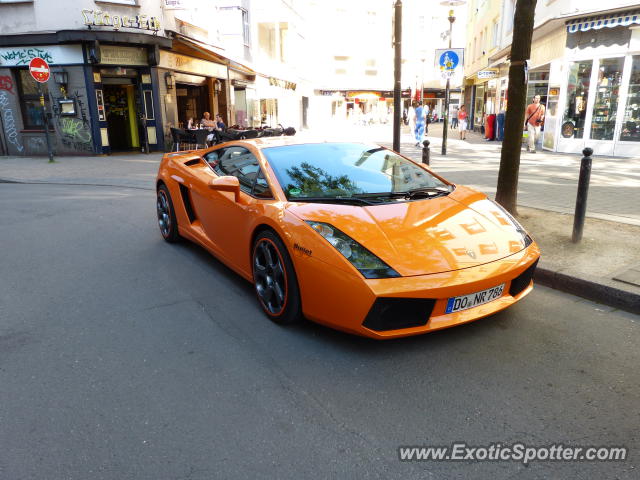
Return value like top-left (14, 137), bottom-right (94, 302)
top-left (535, 268), bottom-right (640, 315)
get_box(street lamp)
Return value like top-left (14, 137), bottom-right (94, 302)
top-left (440, 0), bottom-right (465, 155)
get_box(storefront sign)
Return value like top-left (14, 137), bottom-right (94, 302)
top-left (477, 69), bottom-right (498, 79)
top-left (0, 45), bottom-right (83, 66)
top-left (99, 46), bottom-right (148, 66)
top-left (164, 0), bottom-right (189, 9)
top-left (81, 9), bottom-right (161, 32)
top-left (159, 51), bottom-right (227, 79)
top-left (269, 77), bottom-right (296, 90)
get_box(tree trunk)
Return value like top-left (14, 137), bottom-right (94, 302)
top-left (495, 0), bottom-right (537, 214)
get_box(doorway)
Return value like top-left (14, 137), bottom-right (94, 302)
top-left (103, 82), bottom-right (140, 151)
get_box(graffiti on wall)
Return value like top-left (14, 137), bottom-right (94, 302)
top-left (0, 75), bottom-right (14, 94)
top-left (0, 48), bottom-right (53, 66)
top-left (52, 90), bottom-right (93, 153)
top-left (0, 90), bottom-right (24, 152)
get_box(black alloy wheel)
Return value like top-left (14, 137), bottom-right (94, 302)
top-left (252, 230), bottom-right (302, 325)
top-left (157, 184), bottom-right (180, 243)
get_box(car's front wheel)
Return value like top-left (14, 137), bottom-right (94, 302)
top-left (157, 184), bottom-right (180, 243)
top-left (252, 230), bottom-right (302, 325)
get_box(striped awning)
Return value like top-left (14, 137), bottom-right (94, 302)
top-left (566, 11), bottom-right (640, 33)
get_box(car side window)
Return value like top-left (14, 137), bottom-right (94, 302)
top-left (253, 169), bottom-right (273, 199)
top-left (209, 146), bottom-right (267, 196)
top-left (204, 149), bottom-right (223, 167)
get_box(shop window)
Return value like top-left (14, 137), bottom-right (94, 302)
top-left (561, 60), bottom-right (592, 139)
top-left (590, 57), bottom-right (624, 141)
top-left (16, 69), bottom-right (50, 130)
top-left (620, 55), bottom-right (640, 142)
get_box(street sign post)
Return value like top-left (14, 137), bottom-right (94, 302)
top-left (28, 57), bottom-right (54, 162)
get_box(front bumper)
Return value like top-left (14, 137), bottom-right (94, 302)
top-left (298, 243), bottom-right (541, 339)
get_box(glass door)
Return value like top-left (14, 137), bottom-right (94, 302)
top-left (589, 57), bottom-right (624, 142)
top-left (619, 55), bottom-right (640, 143)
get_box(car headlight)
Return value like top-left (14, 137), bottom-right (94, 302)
top-left (490, 200), bottom-right (533, 247)
top-left (305, 221), bottom-right (401, 279)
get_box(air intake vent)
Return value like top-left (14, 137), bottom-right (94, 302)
top-left (178, 183), bottom-right (197, 223)
top-left (363, 298), bottom-right (435, 331)
top-left (184, 158), bottom-right (202, 166)
top-left (509, 259), bottom-right (539, 297)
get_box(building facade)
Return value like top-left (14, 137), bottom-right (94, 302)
top-left (484, 0), bottom-right (640, 157)
top-left (0, 0), bottom-right (171, 156)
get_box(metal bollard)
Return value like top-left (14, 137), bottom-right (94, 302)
top-left (572, 147), bottom-right (593, 243)
top-left (422, 140), bottom-right (430, 165)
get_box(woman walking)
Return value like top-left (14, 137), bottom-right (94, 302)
top-left (457, 105), bottom-right (468, 140)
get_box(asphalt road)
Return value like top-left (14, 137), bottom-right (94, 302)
top-left (1, 183), bottom-right (638, 480)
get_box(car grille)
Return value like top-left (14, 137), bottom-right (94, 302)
top-left (362, 298), bottom-right (436, 332)
top-left (509, 259), bottom-right (539, 298)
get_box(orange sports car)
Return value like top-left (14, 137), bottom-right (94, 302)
top-left (156, 138), bottom-right (540, 339)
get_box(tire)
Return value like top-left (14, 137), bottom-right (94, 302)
top-left (252, 230), bottom-right (302, 325)
top-left (156, 184), bottom-right (181, 243)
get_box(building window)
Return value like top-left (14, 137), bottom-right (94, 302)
top-left (365, 59), bottom-right (376, 67)
top-left (334, 56), bottom-right (350, 62)
top-left (258, 23), bottom-right (276, 60)
top-left (492, 19), bottom-right (499, 48)
top-left (504, 0), bottom-right (515, 33)
top-left (365, 70), bottom-right (378, 76)
top-left (335, 69), bottom-right (347, 75)
top-left (561, 60), bottom-right (592, 139)
top-left (16, 69), bottom-right (50, 130)
top-left (242, 9), bottom-right (250, 46)
top-left (590, 57), bottom-right (624, 141)
top-left (621, 55), bottom-right (640, 142)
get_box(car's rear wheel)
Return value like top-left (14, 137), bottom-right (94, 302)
top-left (252, 231), bottom-right (302, 324)
top-left (157, 184), bottom-right (180, 243)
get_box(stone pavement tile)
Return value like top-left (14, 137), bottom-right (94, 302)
top-left (613, 265), bottom-right (640, 288)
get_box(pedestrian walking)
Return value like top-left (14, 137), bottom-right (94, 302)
top-left (525, 95), bottom-right (545, 153)
top-left (457, 105), bottom-right (468, 140)
top-left (414, 101), bottom-right (426, 147)
top-left (451, 107), bottom-right (459, 129)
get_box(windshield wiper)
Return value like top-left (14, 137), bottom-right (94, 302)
top-left (289, 196), bottom-right (375, 206)
top-left (353, 185), bottom-right (453, 200)
top-left (403, 186), bottom-right (452, 199)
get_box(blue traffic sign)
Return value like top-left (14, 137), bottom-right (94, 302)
top-left (438, 50), bottom-right (459, 71)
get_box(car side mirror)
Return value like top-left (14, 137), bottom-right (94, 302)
top-left (209, 176), bottom-right (240, 202)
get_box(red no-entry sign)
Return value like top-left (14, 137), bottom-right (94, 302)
top-left (29, 57), bottom-right (50, 83)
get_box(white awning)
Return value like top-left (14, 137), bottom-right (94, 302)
top-left (566, 10), bottom-right (640, 33)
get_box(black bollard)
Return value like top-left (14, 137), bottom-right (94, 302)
top-left (572, 147), bottom-right (593, 243)
top-left (422, 140), bottom-right (430, 165)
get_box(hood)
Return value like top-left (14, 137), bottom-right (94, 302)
top-left (286, 186), bottom-right (529, 276)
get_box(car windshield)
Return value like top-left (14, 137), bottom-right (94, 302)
top-left (262, 143), bottom-right (449, 200)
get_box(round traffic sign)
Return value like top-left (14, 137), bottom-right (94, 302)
top-left (29, 57), bottom-right (50, 83)
top-left (438, 50), bottom-right (459, 72)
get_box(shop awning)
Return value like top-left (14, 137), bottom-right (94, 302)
top-left (170, 32), bottom-right (256, 78)
top-left (566, 10), bottom-right (640, 33)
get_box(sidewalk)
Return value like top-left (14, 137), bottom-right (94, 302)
top-left (1, 138), bottom-right (638, 314)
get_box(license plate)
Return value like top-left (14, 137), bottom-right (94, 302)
top-left (445, 284), bottom-right (505, 314)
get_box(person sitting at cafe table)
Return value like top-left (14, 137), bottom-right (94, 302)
top-left (200, 112), bottom-right (216, 131)
top-left (214, 114), bottom-right (226, 131)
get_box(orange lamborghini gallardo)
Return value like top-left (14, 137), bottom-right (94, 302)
top-left (156, 138), bottom-right (540, 339)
